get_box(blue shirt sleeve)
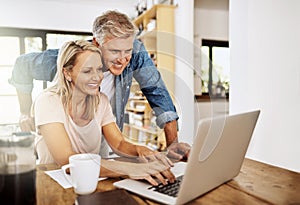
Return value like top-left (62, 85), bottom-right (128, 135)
top-left (9, 49), bottom-right (59, 93)
top-left (131, 40), bottom-right (179, 128)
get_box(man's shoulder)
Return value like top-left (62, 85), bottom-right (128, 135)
top-left (16, 49), bottom-right (59, 65)
top-left (131, 39), bottom-right (150, 61)
top-left (132, 39), bottom-right (144, 53)
top-left (44, 49), bottom-right (59, 56)
top-left (20, 48), bottom-right (59, 57)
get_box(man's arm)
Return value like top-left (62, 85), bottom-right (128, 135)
top-left (17, 91), bottom-right (32, 115)
top-left (17, 91), bottom-right (35, 132)
top-left (131, 40), bottom-right (190, 158)
top-left (164, 120), bottom-right (191, 160)
top-left (9, 49), bottom-right (59, 131)
top-left (164, 120), bottom-right (178, 146)
top-left (131, 40), bottom-right (178, 123)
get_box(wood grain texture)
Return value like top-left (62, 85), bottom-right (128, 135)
top-left (36, 158), bottom-right (300, 205)
top-left (228, 158), bottom-right (300, 205)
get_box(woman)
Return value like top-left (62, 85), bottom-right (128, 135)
top-left (34, 40), bottom-right (175, 186)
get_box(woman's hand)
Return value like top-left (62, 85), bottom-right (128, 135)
top-left (136, 146), bottom-right (174, 168)
top-left (128, 161), bottom-right (175, 186)
top-left (101, 159), bottom-right (175, 186)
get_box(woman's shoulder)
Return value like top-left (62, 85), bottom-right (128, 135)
top-left (37, 90), bottom-right (58, 98)
top-left (35, 90), bottom-right (59, 104)
top-left (99, 92), bottom-right (109, 101)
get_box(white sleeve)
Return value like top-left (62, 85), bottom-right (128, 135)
top-left (34, 91), bottom-right (65, 127)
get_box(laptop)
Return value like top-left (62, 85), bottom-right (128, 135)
top-left (114, 110), bottom-right (260, 205)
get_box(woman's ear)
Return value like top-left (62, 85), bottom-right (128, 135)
top-left (63, 68), bottom-right (72, 82)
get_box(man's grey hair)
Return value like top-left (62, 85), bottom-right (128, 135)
top-left (92, 10), bottom-right (138, 45)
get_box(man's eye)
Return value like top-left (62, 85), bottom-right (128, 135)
top-left (111, 50), bottom-right (118, 54)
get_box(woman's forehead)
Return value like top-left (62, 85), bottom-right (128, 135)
top-left (73, 51), bottom-right (102, 68)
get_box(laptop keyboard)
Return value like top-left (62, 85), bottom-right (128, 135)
top-left (148, 175), bottom-right (184, 197)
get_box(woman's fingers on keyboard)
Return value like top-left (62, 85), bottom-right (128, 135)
top-left (161, 169), bottom-right (175, 183)
top-left (144, 175), bottom-right (159, 186)
top-left (153, 173), bottom-right (167, 185)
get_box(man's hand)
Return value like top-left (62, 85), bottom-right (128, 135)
top-left (136, 146), bottom-right (173, 168)
top-left (166, 142), bottom-right (191, 160)
top-left (19, 114), bottom-right (35, 132)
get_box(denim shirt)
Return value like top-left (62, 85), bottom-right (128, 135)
top-left (9, 39), bottom-right (178, 129)
top-left (114, 39), bottom-right (178, 130)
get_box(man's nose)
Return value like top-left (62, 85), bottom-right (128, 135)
top-left (117, 51), bottom-right (127, 62)
top-left (117, 57), bottom-right (127, 63)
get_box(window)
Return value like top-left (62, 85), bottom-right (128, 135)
top-left (0, 27), bottom-right (92, 124)
top-left (200, 39), bottom-right (229, 98)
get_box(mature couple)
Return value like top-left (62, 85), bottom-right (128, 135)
top-left (10, 10), bottom-right (190, 185)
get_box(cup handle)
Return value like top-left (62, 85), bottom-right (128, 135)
top-left (61, 164), bottom-right (76, 189)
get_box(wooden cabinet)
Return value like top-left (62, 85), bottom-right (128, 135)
top-left (123, 80), bottom-right (166, 150)
top-left (123, 5), bottom-right (176, 151)
top-left (133, 4), bottom-right (176, 93)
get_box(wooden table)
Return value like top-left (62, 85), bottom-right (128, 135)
top-left (36, 158), bottom-right (300, 205)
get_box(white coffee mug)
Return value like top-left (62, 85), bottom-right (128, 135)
top-left (62, 153), bottom-right (101, 195)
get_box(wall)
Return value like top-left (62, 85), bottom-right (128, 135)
top-left (230, 0), bottom-right (300, 172)
top-left (174, 0), bottom-right (195, 144)
top-left (194, 0), bottom-right (229, 95)
top-left (194, 0), bottom-right (229, 42)
top-left (193, 0), bottom-right (229, 127)
top-left (0, 0), bottom-right (136, 32)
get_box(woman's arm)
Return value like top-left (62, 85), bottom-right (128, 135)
top-left (102, 122), bottom-right (173, 167)
top-left (40, 122), bottom-right (175, 186)
top-left (39, 122), bottom-right (76, 166)
top-left (102, 122), bottom-right (139, 157)
top-left (100, 159), bottom-right (175, 186)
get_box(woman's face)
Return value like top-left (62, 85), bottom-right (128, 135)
top-left (67, 50), bottom-right (103, 97)
top-left (99, 36), bottom-right (134, 76)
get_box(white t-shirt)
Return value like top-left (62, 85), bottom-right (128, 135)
top-left (34, 91), bottom-right (115, 164)
top-left (101, 72), bottom-right (115, 101)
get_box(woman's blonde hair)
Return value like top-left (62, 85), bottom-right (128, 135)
top-left (49, 40), bottom-right (101, 120)
top-left (92, 10), bottom-right (138, 45)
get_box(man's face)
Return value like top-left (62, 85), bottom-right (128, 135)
top-left (99, 36), bottom-right (134, 76)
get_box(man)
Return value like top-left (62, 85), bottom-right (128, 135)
top-left (9, 10), bottom-right (190, 159)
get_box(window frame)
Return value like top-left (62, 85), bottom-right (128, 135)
top-left (201, 39), bottom-right (229, 97)
top-left (0, 27), bottom-right (92, 124)
top-left (0, 27), bottom-right (92, 88)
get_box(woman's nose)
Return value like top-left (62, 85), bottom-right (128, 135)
top-left (92, 70), bottom-right (103, 81)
